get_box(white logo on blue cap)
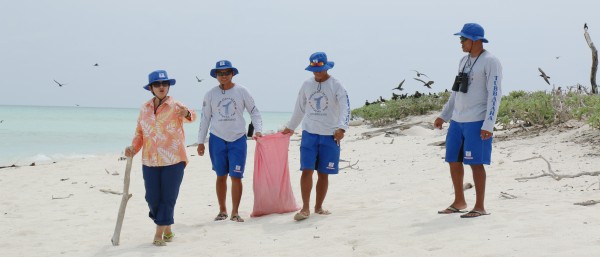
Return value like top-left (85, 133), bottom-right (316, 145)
top-left (220, 61), bottom-right (225, 66)
top-left (159, 73), bottom-right (166, 78)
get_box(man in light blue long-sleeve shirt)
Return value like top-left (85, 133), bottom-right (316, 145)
top-left (434, 23), bottom-right (502, 218)
top-left (283, 52), bottom-right (350, 221)
top-left (196, 60), bottom-right (263, 223)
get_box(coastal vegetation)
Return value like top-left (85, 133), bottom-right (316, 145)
top-left (351, 89), bottom-right (600, 129)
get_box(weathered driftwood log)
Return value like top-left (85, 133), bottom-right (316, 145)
top-left (111, 157), bottom-right (133, 246)
top-left (584, 24), bottom-right (598, 94)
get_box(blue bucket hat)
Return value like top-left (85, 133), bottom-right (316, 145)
top-left (305, 52), bottom-right (335, 72)
top-left (210, 60), bottom-right (239, 78)
top-left (143, 70), bottom-right (176, 90)
top-left (454, 23), bottom-right (488, 43)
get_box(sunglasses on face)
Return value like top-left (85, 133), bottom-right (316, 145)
top-left (151, 81), bottom-right (170, 88)
top-left (460, 36), bottom-right (469, 42)
top-left (216, 70), bottom-right (232, 77)
top-left (310, 61), bottom-right (325, 67)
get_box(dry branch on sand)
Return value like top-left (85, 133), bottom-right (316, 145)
top-left (52, 194), bottom-right (74, 200)
top-left (340, 160), bottom-right (360, 170)
top-left (513, 155), bottom-right (600, 181)
top-left (100, 189), bottom-right (126, 195)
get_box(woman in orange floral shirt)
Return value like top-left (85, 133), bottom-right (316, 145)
top-left (125, 70), bottom-right (196, 246)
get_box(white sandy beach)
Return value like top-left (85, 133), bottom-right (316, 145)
top-left (1, 113), bottom-right (600, 257)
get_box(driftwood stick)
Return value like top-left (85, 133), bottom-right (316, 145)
top-left (514, 155), bottom-right (560, 180)
top-left (340, 160), bottom-right (360, 170)
top-left (584, 24), bottom-right (598, 94)
top-left (111, 157), bottom-right (133, 246)
top-left (500, 192), bottom-right (518, 199)
top-left (52, 194), bottom-right (74, 200)
top-left (574, 200), bottom-right (600, 206)
top-left (100, 189), bottom-right (123, 195)
top-left (585, 182), bottom-right (599, 190)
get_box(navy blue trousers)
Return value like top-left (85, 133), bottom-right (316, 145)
top-left (142, 162), bottom-right (185, 225)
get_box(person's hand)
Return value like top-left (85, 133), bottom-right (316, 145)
top-left (197, 144), bottom-right (205, 156)
top-left (434, 117), bottom-right (445, 130)
top-left (480, 130), bottom-right (493, 140)
top-left (124, 146), bottom-right (134, 158)
top-left (282, 128), bottom-right (293, 135)
top-left (253, 132), bottom-right (263, 139)
top-left (334, 129), bottom-right (345, 146)
top-left (176, 103), bottom-right (190, 118)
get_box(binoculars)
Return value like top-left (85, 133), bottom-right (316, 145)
top-left (452, 72), bottom-right (469, 93)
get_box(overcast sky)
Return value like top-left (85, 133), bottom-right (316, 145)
top-left (2, 0), bottom-right (598, 111)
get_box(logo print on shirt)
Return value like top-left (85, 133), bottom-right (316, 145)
top-left (308, 91), bottom-right (329, 113)
top-left (217, 98), bottom-right (237, 118)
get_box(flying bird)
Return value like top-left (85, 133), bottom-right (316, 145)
top-left (584, 23), bottom-right (588, 31)
top-left (414, 78), bottom-right (434, 89)
top-left (93, 63), bottom-right (99, 67)
top-left (0, 120), bottom-right (3, 123)
top-left (538, 67), bottom-right (551, 85)
top-left (411, 70), bottom-right (429, 78)
top-left (196, 76), bottom-right (204, 83)
top-left (53, 80), bottom-right (66, 87)
top-left (393, 79), bottom-right (405, 91)
top-left (555, 56), bottom-right (560, 59)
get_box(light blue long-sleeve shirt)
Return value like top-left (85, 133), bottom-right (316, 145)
top-left (287, 76), bottom-right (350, 135)
top-left (197, 84), bottom-right (262, 143)
top-left (440, 50), bottom-right (502, 132)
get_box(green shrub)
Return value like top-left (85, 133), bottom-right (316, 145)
top-left (353, 90), bottom-right (600, 129)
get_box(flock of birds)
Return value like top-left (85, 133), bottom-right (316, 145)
top-left (365, 70), bottom-right (438, 106)
top-left (366, 50), bottom-right (575, 107)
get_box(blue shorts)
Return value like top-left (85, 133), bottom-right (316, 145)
top-left (445, 120), bottom-right (492, 165)
top-left (300, 130), bottom-right (341, 174)
top-left (208, 133), bottom-right (247, 178)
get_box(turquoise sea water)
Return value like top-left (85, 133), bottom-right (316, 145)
top-left (0, 105), bottom-right (291, 166)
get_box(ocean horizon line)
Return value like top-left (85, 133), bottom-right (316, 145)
top-left (0, 104), bottom-right (293, 113)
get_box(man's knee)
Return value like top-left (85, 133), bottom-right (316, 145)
top-left (469, 164), bottom-right (485, 172)
top-left (317, 172), bottom-right (329, 180)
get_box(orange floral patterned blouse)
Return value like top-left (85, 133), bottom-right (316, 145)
top-left (131, 96), bottom-right (196, 167)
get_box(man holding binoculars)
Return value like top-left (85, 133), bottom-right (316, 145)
top-left (434, 23), bottom-right (503, 218)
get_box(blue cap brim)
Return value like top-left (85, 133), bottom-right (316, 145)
top-left (454, 32), bottom-right (488, 43)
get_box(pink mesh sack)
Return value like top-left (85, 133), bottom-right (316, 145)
top-left (251, 133), bottom-right (300, 217)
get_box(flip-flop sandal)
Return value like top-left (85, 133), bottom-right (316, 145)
top-left (294, 211), bottom-right (310, 221)
top-left (460, 210), bottom-right (490, 218)
top-left (230, 215), bottom-right (245, 222)
top-left (163, 232), bottom-right (174, 242)
top-left (438, 206), bottom-right (467, 214)
top-left (315, 209), bottom-right (331, 215)
top-left (214, 212), bottom-right (228, 221)
top-left (153, 239), bottom-right (167, 246)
